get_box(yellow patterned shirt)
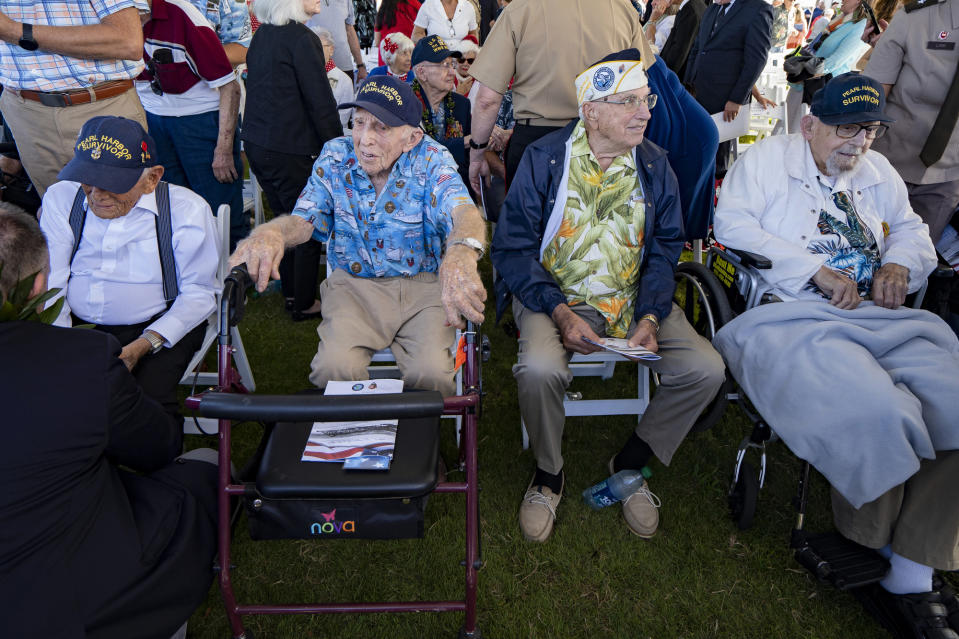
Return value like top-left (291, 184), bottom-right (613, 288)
top-left (541, 122), bottom-right (646, 337)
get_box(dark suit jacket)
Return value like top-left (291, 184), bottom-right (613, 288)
top-left (660, 0), bottom-right (708, 79)
top-left (683, 0), bottom-right (774, 114)
top-left (0, 322), bottom-right (215, 639)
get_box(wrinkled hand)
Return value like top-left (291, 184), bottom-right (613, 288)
top-left (489, 125), bottom-right (512, 153)
top-left (812, 266), bottom-right (862, 309)
top-left (552, 304), bottom-right (604, 355)
top-left (212, 146), bottom-right (238, 183)
top-left (861, 19), bottom-right (887, 46)
top-left (229, 228), bottom-right (285, 292)
top-left (756, 94), bottom-right (776, 110)
top-left (119, 337), bottom-right (152, 371)
top-left (627, 319), bottom-right (659, 353)
top-left (439, 245), bottom-right (486, 328)
top-left (468, 151), bottom-right (492, 192)
top-left (871, 263), bottom-right (909, 309)
top-left (723, 100), bottom-right (741, 122)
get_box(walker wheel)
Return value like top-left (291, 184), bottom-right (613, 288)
top-left (728, 460), bottom-right (758, 530)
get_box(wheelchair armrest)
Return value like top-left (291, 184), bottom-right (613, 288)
top-left (723, 247), bottom-right (773, 270)
top-left (193, 390), bottom-right (445, 423)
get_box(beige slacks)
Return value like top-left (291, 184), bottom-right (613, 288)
top-left (310, 269), bottom-right (456, 397)
top-left (0, 87), bottom-right (147, 196)
top-left (512, 300), bottom-right (726, 475)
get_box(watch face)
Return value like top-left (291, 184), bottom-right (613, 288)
top-left (18, 37), bottom-right (39, 51)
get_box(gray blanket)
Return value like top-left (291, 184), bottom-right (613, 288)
top-left (713, 301), bottom-right (959, 508)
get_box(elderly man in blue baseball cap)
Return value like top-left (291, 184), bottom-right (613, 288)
top-left (230, 75), bottom-right (486, 397)
top-left (714, 72), bottom-right (959, 638)
top-left (39, 115), bottom-right (220, 429)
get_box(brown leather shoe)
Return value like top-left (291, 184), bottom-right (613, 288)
top-left (518, 475), bottom-right (563, 542)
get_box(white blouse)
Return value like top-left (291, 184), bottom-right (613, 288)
top-left (414, 0), bottom-right (477, 49)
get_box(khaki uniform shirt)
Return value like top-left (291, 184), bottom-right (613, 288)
top-left (865, 0), bottom-right (959, 184)
top-left (468, 0), bottom-right (648, 124)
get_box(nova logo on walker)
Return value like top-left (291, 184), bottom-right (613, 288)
top-left (309, 509), bottom-right (356, 535)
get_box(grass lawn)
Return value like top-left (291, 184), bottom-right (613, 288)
top-left (181, 260), bottom-right (948, 639)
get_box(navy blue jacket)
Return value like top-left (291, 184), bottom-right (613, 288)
top-left (491, 121), bottom-right (685, 324)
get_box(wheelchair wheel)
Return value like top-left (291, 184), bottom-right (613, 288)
top-left (728, 460), bottom-right (758, 530)
top-left (673, 261), bottom-right (735, 432)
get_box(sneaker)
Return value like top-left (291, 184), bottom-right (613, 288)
top-left (519, 475), bottom-right (563, 542)
top-left (860, 584), bottom-right (959, 639)
top-left (934, 576), bottom-right (959, 633)
top-left (609, 457), bottom-right (661, 538)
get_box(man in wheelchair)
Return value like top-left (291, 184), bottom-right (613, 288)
top-left (492, 50), bottom-right (726, 543)
top-left (230, 76), bottom-right (487, 397)
top-left (713, 72), bottom-right (959, 638)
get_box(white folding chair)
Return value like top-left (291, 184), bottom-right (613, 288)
top-left (520, 353), bottom-right (651, 449)
top-left (180, 203), bottom-right (256, 434)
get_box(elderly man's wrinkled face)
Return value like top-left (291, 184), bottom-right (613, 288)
top-left (416, 59), bottom-right (456, 94)
top-left (803, 116), bottom-right (878, 176)
top-left (82, 166), bottom-right (164, 220)
top-left (585, 87), bottom-right (654, 149)
top-left (352, 109), bottom-right (422, 180)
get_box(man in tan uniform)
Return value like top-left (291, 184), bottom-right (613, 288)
top-left (865, 0), bottom-right (959, 243)
top-left (465, 0), bottom-right (649, 189)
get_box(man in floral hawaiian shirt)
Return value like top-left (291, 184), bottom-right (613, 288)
top-left (492, 50), bottom-right (725, 543)
top-left (230, 76), bottom-right (486, 397)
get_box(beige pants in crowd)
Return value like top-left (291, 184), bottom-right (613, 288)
top-left (310, 269), bottom-right (456, 397)
top-left (512, 300), bottom-right (726, 475)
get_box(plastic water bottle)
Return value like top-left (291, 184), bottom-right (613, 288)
top-left (582, 469), bottom-right (646, 510)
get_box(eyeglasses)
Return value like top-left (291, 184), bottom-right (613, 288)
top-left (592, 93), bottom-right (658, 111)
top-left (428, 60), bottom-right (457, 70)
top-left (462, 58), bottom-right (476, 64)
top-left (835, 123), bottom-right (888, 139)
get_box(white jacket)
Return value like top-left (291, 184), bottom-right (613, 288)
top-left (714, 133), bottom-right (937, 302)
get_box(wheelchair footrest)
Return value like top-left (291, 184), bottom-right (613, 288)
top-left (793, 532), bottom-right (889, 591)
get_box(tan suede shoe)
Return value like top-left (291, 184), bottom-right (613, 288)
top-left (518, 475), bottom-right (563, 542)
top-left (609, 457), bottom-right (661, 538)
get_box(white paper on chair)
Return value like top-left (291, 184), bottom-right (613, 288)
top-left (583, 337), bottom-right (661, 361)
top-left (711, 106), bottom-right (751, 143)
top-left (300, 379), bottom-right (404, 468)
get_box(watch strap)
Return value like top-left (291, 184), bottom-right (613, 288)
top-left (448, 237), bottom-right (485, 259)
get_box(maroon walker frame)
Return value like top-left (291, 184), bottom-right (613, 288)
top-left (186, 267), bottom-right (483, 639)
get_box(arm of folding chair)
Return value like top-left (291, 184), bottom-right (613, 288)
top-left (192, 390), bottom-right (446, 422)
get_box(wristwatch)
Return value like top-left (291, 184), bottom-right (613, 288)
top-left (448, 237), bottom-right (485, 259)
top-left (18, 23), bottom-right (39, 52)
top-left (468, 138), bottom-right (489, 150)
top-left (141, 330), bottom-right (165, 355)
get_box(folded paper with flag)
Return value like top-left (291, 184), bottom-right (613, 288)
top-left (301, 379), bottom-right (404, 468)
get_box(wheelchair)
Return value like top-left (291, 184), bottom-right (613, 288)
top-left (186, 266), bottom-right (485, 639)
top-left (669, 245), bottom-right (957, 593)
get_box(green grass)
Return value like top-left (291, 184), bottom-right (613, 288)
top-left (181, 261), bottom-right (944, 639)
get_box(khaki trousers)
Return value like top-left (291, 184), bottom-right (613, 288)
top-left (512, 300), bottom-right (726, 475)
top-left (905, 179), bottom-right (959, 245)
top-left (832, 449), bottom-right (959, 570)
top-left (310, 269), bottom-right (456, 396)
top-left (0, 87), bottom-right (147, 196)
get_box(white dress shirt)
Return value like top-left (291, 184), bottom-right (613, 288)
top-left (40, 181), bottom-right (219, 348)
top-left (413, 0), bottom-right (478, 49)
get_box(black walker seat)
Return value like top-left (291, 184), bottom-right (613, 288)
top-left (186, 266), bottom-right (484, 639)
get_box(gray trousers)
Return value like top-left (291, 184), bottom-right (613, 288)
top-left (832, 449), bottom-right (959, 570)
top-left (905, 179), bottom-right (959, 245)
top-left (512, 300), bottom-right (726, 475)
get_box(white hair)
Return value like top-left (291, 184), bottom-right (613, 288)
top-left (254, 0), bottom-right (309, 26)
top-left (312, 26), bottom-right (335, 46)
top-left (380, 32), bottom-right (414, 66)
top-left (452, 39), bottom-right (479, 59)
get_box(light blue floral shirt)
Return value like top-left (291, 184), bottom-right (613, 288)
top-left (188, 0), bottom-right (251, 47)
top-left (292, 136), bottom-right (473, 278)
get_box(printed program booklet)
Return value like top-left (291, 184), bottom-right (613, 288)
top-left (301, 379), bottom-right (404, 469)
top-left (583, 337), bottom-right (661, 361)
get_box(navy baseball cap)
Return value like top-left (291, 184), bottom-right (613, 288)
top-left (410, 34), bottom-right (462, 68)
top-left (341, 76), bottom-right (422, 127)
top-left (809, 72), bottom-right (895, 126)
top-left (58, 116), bottom-right (160, 193)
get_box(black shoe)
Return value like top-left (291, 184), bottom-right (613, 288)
top-left (284, 297), bottom-right (294, 312)
top-left (933, 576), bottom-right (959, 633)
top-left (291, 308), bottom-right (322, 322)
top-left (857, 584), bottom-right (959, 639)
